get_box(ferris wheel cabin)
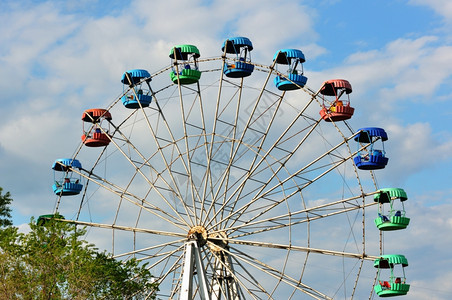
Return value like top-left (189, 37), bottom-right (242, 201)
top-left (374, 188), bottom-right (410, 231)
top-left (121, 69), bottom-right (152, 109)
top-left (222, 37), bottom-right (254, 78)
top-left (81, 108), bottom-right (112, 147)
top-left (374, 254), bottom-right (410, 297)
top-left (353, 127), bottom-right (389, 170)
top-left (52, 158), bottom-right (83, 196)
top-left (37, 214), bottom-right (64, 226)
top-left (169, 44), bottom-right (201, 85)
top-left (273, 49), bottom-right (308, 91)
top-left (319, 79), bottom-right (355, 122)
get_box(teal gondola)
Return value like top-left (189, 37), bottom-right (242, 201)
top-left (52, 158), bottom-right (83, 196)
top-left (121, 69), bottom-right (152, 109)
top-left (273, 49), bottom-right (308, 90)
top-left (374, 255), bottom-right (410, 297)
top-left (374, 188), bottom-right (410, 231)
top-left (222, 37), bottom-right (254, 78)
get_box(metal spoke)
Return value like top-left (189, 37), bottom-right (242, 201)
top-left (213, 194), bottom-right (378, 239)
top-left (221, 238), bottom-right (379, 261)
top-left (208, 130), bottom-right (365, 234)
top-left (222, 244), bottom-right (332, 299)
top-left (97, 119), bottom-right (193, 227)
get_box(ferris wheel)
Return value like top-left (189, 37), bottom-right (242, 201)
top-left (49, 37), bottom-right (411, 299)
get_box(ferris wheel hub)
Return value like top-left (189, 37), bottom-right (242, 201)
top-left (187, 225), bottom-right (208, 247)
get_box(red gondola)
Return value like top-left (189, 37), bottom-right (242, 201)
top-left (81, 108), bottom-right (112, 147)
top-left (319, 79), bottom-right (354, 122)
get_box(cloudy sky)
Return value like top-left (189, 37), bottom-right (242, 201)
top-left (1, 0), bottom-right (452, 299)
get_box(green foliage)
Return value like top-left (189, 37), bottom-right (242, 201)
top-left (0, 217), bottom-right (158, 299)
top-left (0, 187), bottom-right (13, 227)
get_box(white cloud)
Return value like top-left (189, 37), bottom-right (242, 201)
top-left (409, 0), bottom-right (452, 21)
top-left (382, 122), bottom-right (452, 183)
top-left (0, 109), bottom-right (75, 163)
top-left (0, 2), bottom-right (81, 96)
top-left (343, 36), bottom-right (440, 101)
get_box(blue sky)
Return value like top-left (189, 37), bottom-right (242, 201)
top-left (1, 0), bottom-right (452, 299)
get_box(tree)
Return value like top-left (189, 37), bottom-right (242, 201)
top-left (0, 216), bottom-right (159, 299)
top-left (0, 187), bottom-right (13, 227)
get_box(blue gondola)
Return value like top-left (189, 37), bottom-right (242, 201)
top-left (121, 69), bottom-right (152, 109)
top-left (222, 37), bottom-right (254, 78)
top-left (273, 49), bottom-right (308, 90)
top-left (52, 158), bottom-right (83, 196)
top-left (353, 127), bottom-right (389, 170)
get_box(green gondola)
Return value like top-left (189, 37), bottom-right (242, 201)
top-left (37, 214), bottom-right (64, 226)
top-left (169, 44), bottom-right (201, 85)
top-left (374, 254), bottom-right (410, 297)
top-left (374, 188), bottom-right (410, 231)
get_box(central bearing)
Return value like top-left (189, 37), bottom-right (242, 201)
top-left (187, 225), bottom-right (208, 247)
